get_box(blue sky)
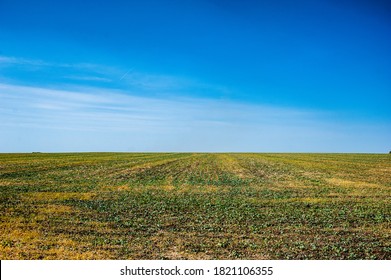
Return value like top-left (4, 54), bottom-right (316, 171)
top-left (0, 0), bottom-right (390, 152)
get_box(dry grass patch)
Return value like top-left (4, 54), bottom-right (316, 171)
top-left (326, 178), bottom-right (380, 189)
top-left (22, 192), bottom-right (96, 202)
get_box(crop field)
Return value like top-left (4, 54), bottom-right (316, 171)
top-left (0, 153), bottom-right (390, 260)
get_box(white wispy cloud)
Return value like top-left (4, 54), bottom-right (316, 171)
top-left (0, 55), bottom-right (50, 67)
top-left (0, 55), bottom-right (229, 95)
top-left (63, 75), bottom-right (112, 82)
top-left (0, 55), bottom-right (119, 79)
top-left (119, 71), bottom-right (193, 90)
top-left (1, 82), bottom-right (389, 152)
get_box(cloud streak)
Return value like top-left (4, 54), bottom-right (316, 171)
top-left (0, 55), bottom-right (50, 66)
top-left (0, 55), bottom-right (230, 96)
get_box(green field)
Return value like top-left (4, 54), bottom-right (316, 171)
top-left (1, 153), bottom-right (390, 259)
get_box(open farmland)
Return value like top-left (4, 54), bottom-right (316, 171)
top-left (1, 153), bottom-right (390, 259)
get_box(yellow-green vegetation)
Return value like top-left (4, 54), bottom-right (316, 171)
top-left (1, 153), bottom-right (390, 259)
